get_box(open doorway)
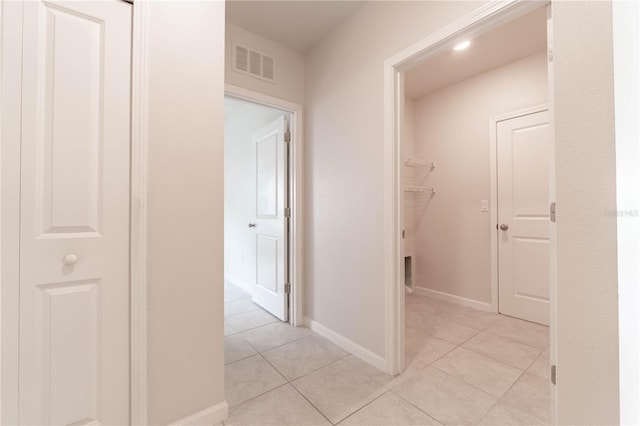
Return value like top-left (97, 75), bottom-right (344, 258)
top-left (386, 3), bottom-right (556, 425)
top-left (222, 87), bottom-right (311, 411)
top-left (224, 96), bottom-right (291, 324)
top-left (223, 87), bottom-right (305, 324)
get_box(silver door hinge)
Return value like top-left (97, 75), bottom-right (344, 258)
top-left (284, 132), bottom-right (291, 143)
top-left (551, 365), bottom-right (557, 385)
top-left (285, 207), bottom-right (291, 218)
top-left (550, 202), bottom-right (556, 223)
top-left (284, 283), bottom-right (291, 293)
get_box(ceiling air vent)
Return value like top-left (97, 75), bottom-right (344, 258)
top-left (233, 43), bottom-right (275, 83)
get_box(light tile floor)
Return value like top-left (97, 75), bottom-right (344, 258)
top-left (224, 281), bottom-right (550, 425)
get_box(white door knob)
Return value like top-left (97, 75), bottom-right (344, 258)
top-left (64, 254), bottom-right (79, 265)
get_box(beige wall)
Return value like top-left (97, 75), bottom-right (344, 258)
top-left (409, 52), bottom-right (548, 304)
top-left (225, 23), bottom-right (305, 105)
top-left (304, 0), bottom-right (481, 358)
top-left (146, 2), bottom-right (226, 424)
top-left (552, 1), bottom-right (620, 423)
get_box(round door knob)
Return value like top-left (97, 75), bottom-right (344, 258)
top-left (248, 223), bottom-right (256, 228)
top-left (500, 224), bottom-right (509, 231)
top-left (64, 254), bottom-right (79, 265)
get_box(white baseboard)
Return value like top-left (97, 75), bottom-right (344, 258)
top-left (224, 274), bottom-right (254, 296)
top-left (304, 316), bottom-right (386, 372)
top-left (170, 401), bottom-right (228, 426)
top-left (414, 286), bottom-right (493, 312)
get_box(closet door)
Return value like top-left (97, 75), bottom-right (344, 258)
top-left (497, 110), bottom-right (551, 326)
top-left (19, 1), bottom-right (132, 424)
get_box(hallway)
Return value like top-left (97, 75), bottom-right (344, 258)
top-left (224, 282), bottom-right (550, 425)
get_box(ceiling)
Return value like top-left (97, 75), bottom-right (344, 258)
top-left (405, 7), bottom-right (547, 99)
top-left (226, 1), bottom-right (366, 53)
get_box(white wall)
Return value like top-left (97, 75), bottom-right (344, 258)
top-left (146, 2), bottom-right (226, 424)
top-left (304, 0), bottom-right (482, 359)
top-left (409, 52), bottom-right (547, 304)
top-left (225, 23), bottom-right (304, 105)
top-left (224, 98), bottom-right (285, 292)
top-left (612, 2), bottom-right (640, 423)
top-left (552, 1), bottom-right (620, 423)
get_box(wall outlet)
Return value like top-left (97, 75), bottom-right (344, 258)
top-left (481, 200), bottom-right (489, 212)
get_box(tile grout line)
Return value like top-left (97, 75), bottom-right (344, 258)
top-left (287, 352), bottom-right (352, 385)
top-left (225, 289), bottom-right (550, 425)
top-left (483, 328), bottom-right (548, 350)
top-left (288, 380), bottom-right (336, 426)
top-left (429, 363), bottom-right (512, 400)
top-left (225, 319), bottom-right (280, 334)
top-left (461, 340), bottom-right (543, 372)
top-left (442, 344), bottom-right (535, 375)
top-left (240, 328), bottom-right (311, 355)
top-left (225, 381), bottom-right (291, 417)
top-left (225, 350), bottom-right (290, 410)
top-left (331, 389), bottom-right (396, 425)
top-left (258, 349), bottom-right (341, 426)
top-left (225, 292), bottom-right (355, 424)
top-left (476, 366), bottom-right (529, 424)
top-left (402, 302), bottom-right (545, 425)
top-left (390, 357), bottom-right (498, 424)
top-left (495, 369), bottom-right (551, 424)
top-left (408, 300), bottom-right (548, 357)
top-left (223, 306), bottom-right (262, 319)
top-left (389, 389), bottom-right (445, 425)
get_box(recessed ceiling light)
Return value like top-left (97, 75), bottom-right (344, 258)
top-left (453, 40), bottom-right (471, 51)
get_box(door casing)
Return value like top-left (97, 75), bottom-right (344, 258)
top-left (225, 84), bottom-right (305, 327)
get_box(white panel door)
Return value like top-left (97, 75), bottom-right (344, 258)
top-left (252, 116), bottom-right (288, 321)
top-left (19, 1), bottom-right (132, 424)
top-left (497, 110), bottom-right (550, 326)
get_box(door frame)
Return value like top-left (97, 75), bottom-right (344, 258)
top-left (383, 2), bottom-right (557, 421)
top-left (0, 1), bottom-right (150, 424)
top-left (130, 0), bottom-right (149, 424)
top-left (489, 103), bottom-right (549, 315)
top-left (224, 84), bottom-right (305, 328)
top-left (0, 2), bottom-right (25, 423)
